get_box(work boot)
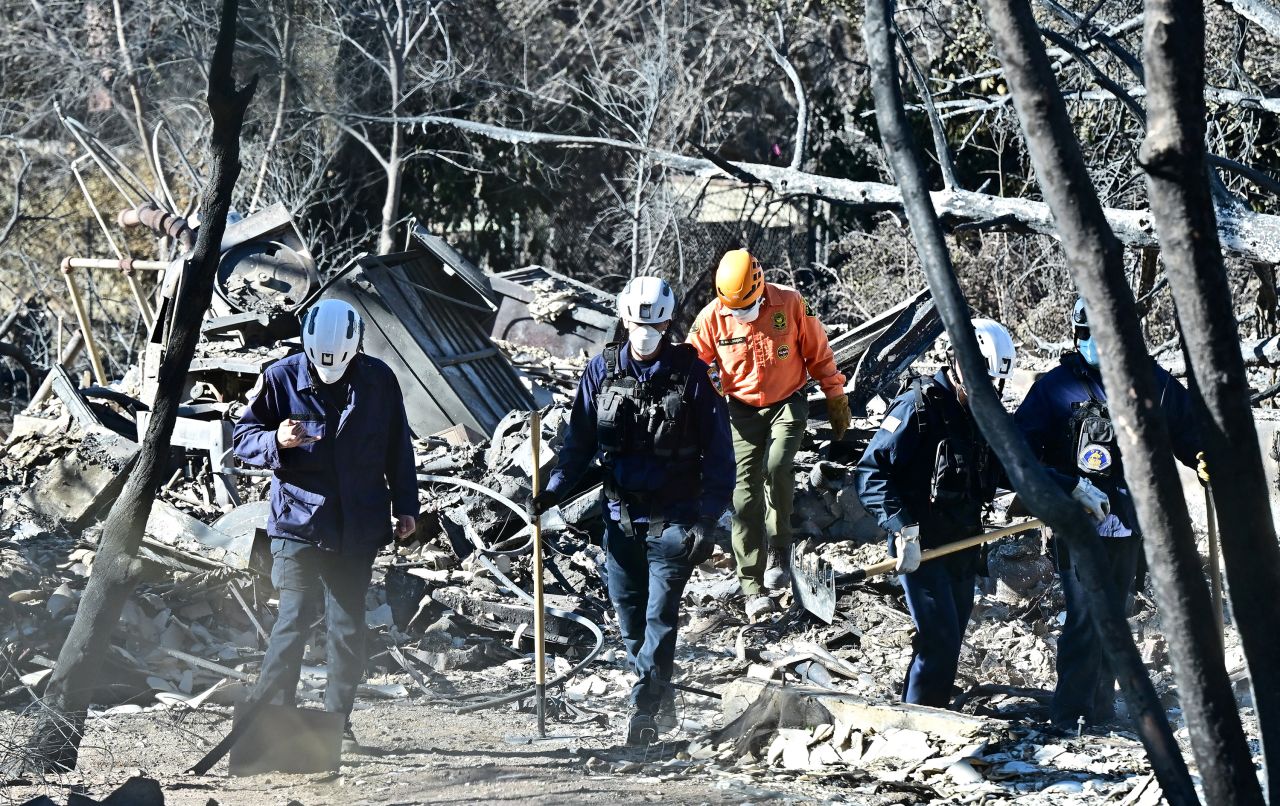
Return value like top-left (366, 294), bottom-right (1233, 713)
top-left (745, 594), bottom-right (779, 622)
top-left (626, 712), bottom-right (658, 745)
top-left (655, 688), bottom-right (678, 733)
top-left (342, 722), bottom-right (360, 755)
top-left (762, 545), bottom-right (792, 590)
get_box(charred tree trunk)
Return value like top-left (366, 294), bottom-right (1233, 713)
top-left (977, 1), bottom-right (1260, 803)
top-left (1140, 1), bottom-right (1280, 800)
top-left (862, 1), bottom-right (1201, 803)
top-left (15, 0), bottom-right (257, 773)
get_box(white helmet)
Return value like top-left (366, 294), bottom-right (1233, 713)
top-left (617, 276), bottom-right (676, 324)
top-left (302, 299), bottom-right (363, 383)
top-left (972, 318), bottom-right (1016, 379)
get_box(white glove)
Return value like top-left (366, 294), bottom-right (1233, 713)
top-left (894, 524), bottom-right (922, 574)
top-left (1072, 478), bottom-right (1111, 523)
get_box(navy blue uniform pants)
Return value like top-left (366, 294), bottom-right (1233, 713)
top-left (900, 548), bottom-right (979, 708)
top-left (1053, 534), bottom-right (1142, 725)
top-left (252, 538), bottom-right (376, 720)
top-left (603, 517), bottom-right (694, 715)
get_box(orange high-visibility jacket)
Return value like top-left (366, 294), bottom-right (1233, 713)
top-left (687, 283), bottom-right (846, 408)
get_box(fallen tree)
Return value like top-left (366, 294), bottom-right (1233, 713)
top-left (12, 0), bottom-right (258, 772)
top-left (404, 115), bottom-right (1280, 264)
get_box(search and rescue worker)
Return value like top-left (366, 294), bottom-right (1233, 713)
top-left (531, 277), bottom-right (734, 745)
top-left (688, 250), bottom-right (850, 620)
top-left (233, 298), bottom-right (419, 751)
top-left (853, 320), bottom-right (1017, 707)
top-left (1014, 297), bottom-right (1206, 728)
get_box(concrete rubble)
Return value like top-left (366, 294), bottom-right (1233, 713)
top-left (0, 235), bottom-right (1264, 803)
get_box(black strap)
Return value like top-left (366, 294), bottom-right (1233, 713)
top-left (1065, 352), bottom-right (1106, 404)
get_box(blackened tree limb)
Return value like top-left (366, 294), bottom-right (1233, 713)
top-left (1141, 1), bottom-right (1280, 800)
top-left (413, 114), bottom-right (1280, 264)
top-left (17, 0), bottom-right (257, 772)
top-left (979, 1), bottom-right (1262, 803)
top-left (865, 1), bottom-right (1210, 802)
top-left (894, 25), bottom-right (960, 190)
top-left (864, 3), bottom-right (1200, 801)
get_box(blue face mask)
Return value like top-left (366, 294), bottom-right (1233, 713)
top-left (1078, 337), bottom-right (1100, 367)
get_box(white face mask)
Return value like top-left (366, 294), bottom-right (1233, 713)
top-left (628, 324), bottom-right (665, 356)
top-left (729, 298), bottom-right (762, 323)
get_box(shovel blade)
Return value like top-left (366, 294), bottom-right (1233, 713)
top-left (791, 544), bottom-right (836, 623)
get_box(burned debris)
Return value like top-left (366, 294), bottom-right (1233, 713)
top-left (1, 197), bottom-right (1266, 804)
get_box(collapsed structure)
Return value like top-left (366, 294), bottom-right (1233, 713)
top-left (0, 185), bottom-right (1274, 802)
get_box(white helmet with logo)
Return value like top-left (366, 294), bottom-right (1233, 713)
top-left (972, 318), bottom-right (1016, 379)
top-left (616, 276), bottom-right (676, 324)
top-left (301, 299), bottom-right (363, 383)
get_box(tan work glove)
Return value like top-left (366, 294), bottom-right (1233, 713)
top-left (826, 394), bottom-right (851, 441)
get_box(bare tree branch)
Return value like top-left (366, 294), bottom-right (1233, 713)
top-left (411, 114), bottom-right (1280, 264)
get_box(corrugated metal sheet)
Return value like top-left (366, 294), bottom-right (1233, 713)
top-left (327, 249), bottom-right (532, 437)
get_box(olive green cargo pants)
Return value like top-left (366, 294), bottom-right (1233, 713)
top-left (728, 392), bottom-right (808, 595)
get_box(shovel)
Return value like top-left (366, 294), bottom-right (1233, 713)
top-left (845, 518), bottom-right (1045, 584)
top-left (791, 543), bottom-right (838, 624)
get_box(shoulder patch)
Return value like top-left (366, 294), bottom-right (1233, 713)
top-left (802, 296), bottom-right (815, 317)
top-left (880, 414), bottom-right (902, 434)
top-left (771, 311), bottom-right (787, 331)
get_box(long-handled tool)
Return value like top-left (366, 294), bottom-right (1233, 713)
top-left (1206, 485), bottom-right (1224, 647)
top-left (530, 409), bottom-right (548, 737)
top-left (844, 518), bottom-right (1045, 584)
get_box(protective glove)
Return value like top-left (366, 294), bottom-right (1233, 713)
top-left (826, 394), bottom-right (852, 441)
top-left (528, 488), bottom-right (562, 521)
top-left (1072, 477), bottom-right (1111, 523)
top-left (1196, 451), bottom-right (1210, 487)
top-left (894, 524), bottom-right (922, 574)
top-left (685, 517), bottom-right (718, 565)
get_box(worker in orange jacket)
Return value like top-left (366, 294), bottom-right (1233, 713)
top-left (688, 250), bottom-right (850, 619)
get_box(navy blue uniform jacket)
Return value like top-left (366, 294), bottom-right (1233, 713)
top-left (233, 352), bottom-right (420, 554)
top-left (854, 371), bottom-right (1002, 551)
top-left (1013, 351), bottom-right (1199, 537)
top-left (546, 342), bottom-right (734, 525)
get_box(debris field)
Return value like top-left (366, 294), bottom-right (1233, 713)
top-left (0, 224), bottom-right (1262, 804)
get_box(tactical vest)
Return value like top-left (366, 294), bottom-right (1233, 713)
top-left (595, 342), bottom-right (703, 534)
top-left (1065, 355), bottom-right (1117, 479)
top-left (911, 376), bottom-right (995, 507)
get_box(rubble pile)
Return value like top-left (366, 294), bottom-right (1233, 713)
top-left (0, 225), bottom-right (1254, 801)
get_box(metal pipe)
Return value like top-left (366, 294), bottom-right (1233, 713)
top-left (64, 258), bottom-right (168, 272)
top-left (60, 260), bottom-right (107, 385)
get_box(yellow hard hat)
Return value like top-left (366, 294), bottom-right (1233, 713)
top-left (715, 249), bottom-right (764, 310)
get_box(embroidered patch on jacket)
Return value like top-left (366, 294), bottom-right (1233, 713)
top-left (881, 415), bottom-right (902, 433)
top-left (707, 366), bottom-right (725, 396)
top-left (777, 344), bottom-right (792, 359)
top-left (1078, 444), bottom-right (1113, 473)
top-left (718, 336), bottom-right (747, 346)
top-left (803, 298), bottom-right (815, 316)
top-left (772, 311), bottom-right (787, 330)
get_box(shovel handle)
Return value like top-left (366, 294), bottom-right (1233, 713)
top-left (852, 518), bottom-right (1044, 582)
